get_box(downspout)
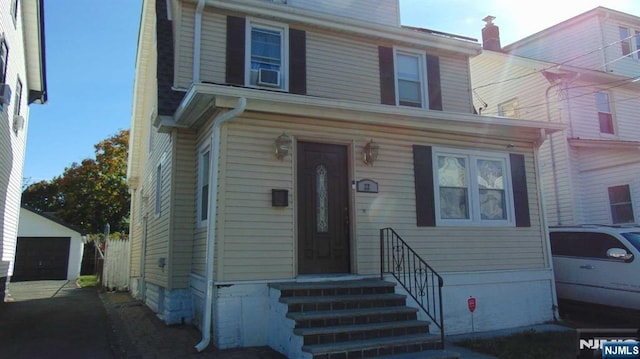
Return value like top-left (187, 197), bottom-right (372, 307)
top-left (195, 97), bottom-right (247, 352)
top-left (193, 0), bottom-right (205, 83)
top-left (545, 82), bottom-right (563, 225)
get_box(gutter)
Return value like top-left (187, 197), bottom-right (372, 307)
top-left (195, 97), bottom-right (247, 352)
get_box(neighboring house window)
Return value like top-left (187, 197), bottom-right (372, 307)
top-left (0, 38), bottom-right (8, 84)
top-left (433, 148), bottom-right (513, 226)
top-left (609, 184), bottom-right (635, 224)
top-left (14, 77), bottom-right (22, 116)
top-left (155, 164), bottom-right (162, 215)
top-left (10, 0), bottom-right (18, 24)
top-left (595, 92), bottom-right (614, 134)
top-left (619, 27), bottom-right (640, 59)
top-left (498, 98), bottom-right (519, 118)
top-left (246, 19), bottom-right (288, 90)
top-left (197, 145), bottom-right (211, 225)
top-left (395, 50), bottom-right (425, 108)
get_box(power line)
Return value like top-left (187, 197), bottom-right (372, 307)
top-left (472, 32), bottom-right (640, 91)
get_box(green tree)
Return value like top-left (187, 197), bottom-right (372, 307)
top-left (22, 130), bottom-right (130, 233)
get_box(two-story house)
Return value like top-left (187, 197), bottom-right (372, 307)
top-left (471, 7), bottom-right (640, 226)
top-left (0, 0), bottom-right (47, 301)
top-left (127, 0), bottom-right (563, 357)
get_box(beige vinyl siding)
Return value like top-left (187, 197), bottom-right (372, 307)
top-left (176, 2), bottom-right (195, 88)
top-left (439, 54), bottom-right (473, 113)
top-left (288, 0), bottom-right (399, 26)
top-left (613, 89), bottom-right (640, 139)
top-left (507, 16), bottom-right (603, 70)
top-left (142, 132), bottom-right (173, 287)
top-left (538, 132), bottom-right (576, 226)
top-left (129, 189), bottom-right (143, 277)
top-left (170, 129), bottom-right (197, 288)
top-left (191, 117), bottom-right (214, 276)
top-left (200, 10), bottom-right (226, 85)
top-left (306, 31), bottom-right (380, 103)
top-left (470, 53), bottom-right (557, 121)
top-left (216, 114), bottom-right (546, 281)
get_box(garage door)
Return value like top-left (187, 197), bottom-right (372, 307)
top-left (13, 237), bottom-right (70, 281)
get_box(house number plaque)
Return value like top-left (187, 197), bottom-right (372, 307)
top-left (356, 179), bottom-right (378, 193)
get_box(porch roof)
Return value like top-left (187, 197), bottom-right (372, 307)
top-left (161, 83), bottom-right (565, 144)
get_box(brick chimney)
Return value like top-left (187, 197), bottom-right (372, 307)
top-left (482, 15), bottom-right (501, 51)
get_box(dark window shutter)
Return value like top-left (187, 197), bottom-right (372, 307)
top-left (378, 46), bottom-right (395, 105)
top-left (426, 54), bottom-right (442, 111)
top-left (413, 145), bottom-right (436, 227)
top-left (510, 153), bottom-right (531, 227)
top-left (226, 16), bottom-right (245, 85)
top-left (289, 29), bottom-right (306, 95)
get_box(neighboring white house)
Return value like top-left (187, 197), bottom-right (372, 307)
top-left (127, 0), bottom-right (563, 356)
top-left (15, 207), bottom-right (84, 281)
top-left (0, 0), bottom-right (48, 300)
top-left (471, 7), bottom-right (640, 226)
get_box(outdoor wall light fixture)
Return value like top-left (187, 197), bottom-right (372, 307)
top-left (362, 140), bottom-right (379, 165)
top-left (274, 132), bottom-right (292, 160)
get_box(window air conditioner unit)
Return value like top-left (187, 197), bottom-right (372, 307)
top-left (257, 68), bottom-right (280, 87)
top-left (0, 84), bottom-right (11, 105)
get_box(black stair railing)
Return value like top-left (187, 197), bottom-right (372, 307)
top-left (380, 227), bottom-right (445, 347)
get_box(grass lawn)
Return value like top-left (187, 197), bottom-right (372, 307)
top-left (77, 275), bottom-right (99, 288)
top-left (453, 328), bottom-right (577, 359)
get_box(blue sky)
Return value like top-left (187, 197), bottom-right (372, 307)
top-left (23, 0), bottom-right (639, 184)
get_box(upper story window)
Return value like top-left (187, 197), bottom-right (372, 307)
top-left (0, 38), bottom-right (8, 84)
top-left (595, 92), bottom-right (614, 134)
top-left (609, 184), bottom-right (635, 224)
top-left (497, 98), bottom-right (519, 118)
top-left (433, 148), bottom-right (513, 226)
top-left (246, 19), bottom-right (289, 90)
top-left (619, 26), bottom-right (640, 59)
top-left (10, 0), bottom-right (19, 25)
top-left (395, 50), bottom-right (425, 108)
top-left (14, 77), bottom-right (22, 116)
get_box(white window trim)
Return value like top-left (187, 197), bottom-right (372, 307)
top-left (393, 47), bottom-right (427, 109)
top-left (244, 17), bottom-right (289, 92)
top-left (432, 147), bottom-right (515, 227)
top-left (197, 142), bottom-right (211, 228)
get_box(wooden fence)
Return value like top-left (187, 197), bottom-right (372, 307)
top-left (102, 238), bottom-right (130, 291)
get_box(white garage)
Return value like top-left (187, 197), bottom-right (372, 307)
top-left (14, 207), bottom-right (85, 281)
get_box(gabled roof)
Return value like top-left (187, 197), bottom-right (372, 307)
top-left (21, 206), bottom-right (85, 235)
top-left (503, 6), bottom-right (640, 52)
top-left (21, 0), bottom-right (48, 104)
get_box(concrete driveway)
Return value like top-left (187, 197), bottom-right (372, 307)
top-left (0, 280), bottom-right (114, 358)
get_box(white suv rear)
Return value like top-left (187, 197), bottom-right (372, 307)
top-left (549, 225), bottom-right (640, 310)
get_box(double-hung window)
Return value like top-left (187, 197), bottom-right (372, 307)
top-left (619, 26), bottom-right (640, 59)
top-left (609, 184), bottom-right (635, 224)
top-left (498, 98), bottom-right (519, 118)
top-left (0, 38), bottom-right (8, 84)
top-left (395, 50), bottom-right (425, 108)
top-left (434, 148), bottom-right (513, 226)
top-left (197, 145), bottom-right (211, 226)
top-left (246, 19), bottom-right (288, 90)
top-left (595, 92), bottom-right (614, 134)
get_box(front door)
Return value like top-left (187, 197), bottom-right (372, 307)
top-left (297, 142), bottom-right (350, 274)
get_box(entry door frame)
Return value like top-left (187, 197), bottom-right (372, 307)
top-left (295, 139), bottom-right (355, 276)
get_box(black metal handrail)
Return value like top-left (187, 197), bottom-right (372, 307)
top-left (380, 227), bottom-right (445, 347)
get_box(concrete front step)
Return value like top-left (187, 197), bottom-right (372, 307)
top-left (295, 320), bottom-right (431, 345)
top-left (287, 306), bottom-right (419, 328)
top-left (270, 279), bottom-right (396, 297)
top-left (281, 293), bottom-right (407, 312)
top-left (302, 333), bottom-right (442, 358)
